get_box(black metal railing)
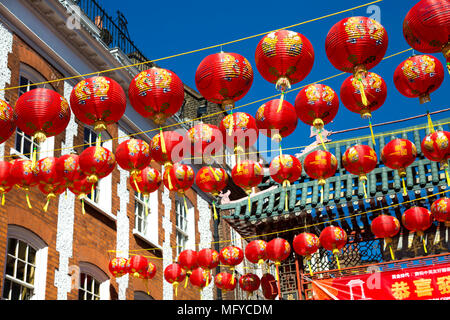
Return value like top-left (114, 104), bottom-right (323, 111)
top-left (72, 0), bottom-right (153, 71)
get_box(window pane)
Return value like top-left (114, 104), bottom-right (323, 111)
top-left (2, 278), bottom-right (11, 299)
top-left (17, 241), bottom-right (27, 261)
top-left (5, 255), bottom-right (15, 277)
top-left (10, 281), bottom-right (21, 300)
top-left (28, 247), bottom-right (36, 265)
top-left (16, 260), bottom-right (25, 282)
top-left (7, 238), bottom-right (17, 256)
top-left (26, 265), bottom-right (35, 285)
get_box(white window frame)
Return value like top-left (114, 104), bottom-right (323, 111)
top-left (78, 262), bottom-right (110, 300)
top-left (83, 126), bottom-right (114, 219)
top-left (132, 190), bottom-right (162, 250)
top-left (11, 64), bottom-right (55, 160)
top-left (2, 225), bottom-right (48, 300)
top-left (175, 195), bottom-right (195, 256)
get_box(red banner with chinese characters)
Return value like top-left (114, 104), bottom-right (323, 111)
top-left (311, 263), bottom-right (450, 300)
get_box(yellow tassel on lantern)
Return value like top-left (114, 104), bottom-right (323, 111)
top-left (159, 128), bottom-right (167, 154)
top-left (277, 90), bottom-right (285, 113)
top-left (401, 177), bottom-right (407, 196)
top-left (247, 194), bottom-right (252, 214)
top-left (445, 167), bottom-right (450, 187)
top-left (209, 166), bottom-right (220, 181)
top-left (25, 192), bottom-right (32, 209)
top-left (144, 195), bottom-right (149, 217)
top-left (1, 193), bottom-right (5, 206)
top-left (230, 267), bottom-right (235, 285)
top-left (333, 248), bottom-right (341, 270)
top-left (427, 111), bottom-right (435, 133)
top-left (228, 112), bottom-right (234, 137)
top-left (183, 194), bottom-right (189, 214)
top-left (317, 130), bottom-right (327, 151)
top-left (421, 233), bottom-right (428, 254)
top-left (358, 77), bottom-right (369, 107)
top-left (79, 195), bottom-right (86, 215)
top-left (385, 238), bottom-right (395, 260)
top-left (184, 273), bottom-right (190, 288)
top-left (164, 163), bottom-right (173, 190)
top-left (368, 117), bottom-right (376, 146)
top-left (132, 171), bottom-right (141, 194)
top-left (360, 176), bottom-right (368, 199)
top-left (43, 193), bottom-right (56, 213)
top-left (213, 201), bottom-right (218, 220)
top-left (173, 282), bottom-right (179, 297)
top-left (306, 256), bottom-right (313, 277)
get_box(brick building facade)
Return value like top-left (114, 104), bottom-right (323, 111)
top-left (0, 0), bottom-right (256, 300)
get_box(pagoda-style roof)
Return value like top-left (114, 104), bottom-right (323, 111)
top-left (218, 117), bottom-right (450, 240)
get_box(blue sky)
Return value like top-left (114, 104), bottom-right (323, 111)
top-left (100, 0), bottom-right (449, 160)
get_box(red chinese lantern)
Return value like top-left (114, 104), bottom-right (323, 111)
top-left (189, 267), bottom-right (212, 292)
top-left (269, 154), bottom-right (302, 210)
top-left (55, 154), bottom-right (80, 189)
top-left (214, 272), bottom-right (237, 292)
top-left (260, 273), bottom-right (278, 300)
top-left (185, 123), bottom-right (222, 161)
top-left (393, 54), bottom-right (444, 104)
top-left (108, 257), bottom-right (128, 278)
top-left (126, 255), bottom-right (149, 279)
top-left (266, 238), bottom-right (291, 286)
top-left (15, 88), bottom-right (71, 164)
top-left (294, 84), bottom-right (339, 149)
top-left (255, 99), bottom-right (298, 147)
top-left (303, 150), bottom-right (338, 203)
top-left (219, 246), bottom-right (244, 284)
top-left (145, 262), bottom-right (157, 280)
top-left (163, 163), bottom-right (194, 213)
top-left (403, 0), bottom-right (450, 74)
top-left (293, 232), bottom-right (320, 276)
top-left (68, 172), bottom-right (94, 215)
top-left (342, 144), bottom-right (378, 198)
top-left (326, 16), bottom-right (388, 84)
top-left (431, 197), bottom-right (450, 226)
top-left (149, 130), bottom-right (184, 167)
top-left (319, 225), bottom-right (348, 270)
top-left (371, 214), bottom-right (401, 260)
top-left (70, 76), bottom-right (126, 137)
top-left (402, 206), bottom-right (434, 253)
top-left (340, 72), bottom-right (387, 143)
top-left (197, 248), bottom-right (220, 271)
top-left (381, 138), bottom-right (417, 195)
top-left (255, 30), bottom-right (314, 91)
top-left (421, 130), bottom-right (450, 185)
top-left (164, 263), bottom-right (186, 297)
top-left (130, 167), bottom-right (161, 216)
top-left (195, 52), bottom-right (253, 110)
top-left (79, 146), bottom-right (116, 187)
top-left (197, 248), bottom-right (219, 288)
top-left (0, 99), bottom-right (16, 145)
top-left (245, 239), bottom-right (268, 265)
top-left (219, 112), bottom-right (259, 158)
top-left (10, 159), bottom-right (38, 209)
top-left (340, 72), bottom-right (387, 119)
top-left (35, 157), bottom-right (64, 212)
top-left (178, 249), bottom-right (198, 288)
top-left (195, 166), bottom-right (228, 220)
top-left (115, 138), bottom-right (151, 192)
top-left (0, 161), bottom-right (14, 206)
top-left (231, 160), bottom-right (264, 213)
top-left (128, 67), bottom-right (185, 125)
top-left (239, 273), bottom-right (261, 297)
top-left (38, 183), bottom-right (65, 213)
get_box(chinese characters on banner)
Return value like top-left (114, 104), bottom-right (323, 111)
top-left (311, 263), bottom-right (450, 300)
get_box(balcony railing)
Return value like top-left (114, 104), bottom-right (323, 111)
top-left (72, 0), bottom-right (153, 72)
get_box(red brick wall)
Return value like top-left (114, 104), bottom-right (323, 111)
top-left (0, 31), bottom-right (214, 300)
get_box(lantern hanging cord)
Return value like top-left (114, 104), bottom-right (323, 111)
top-left (0, 47), bottom-right (413, 160)
top-left (108, 188), bottom-right (450, 256)
top-left (0, 1), bottom-right (383, 93)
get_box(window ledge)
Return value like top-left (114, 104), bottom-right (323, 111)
top-left (132, 229), bottom-right (162, 251)
top-left (9, 148), bottom-right (30, 160)
top-left (84, 198), bottom-right (116, 222)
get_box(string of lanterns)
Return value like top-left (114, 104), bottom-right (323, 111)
top-left (108, 196), bottom-right (449, 298)
top-left (0, 1), bottom-right (447, 223)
